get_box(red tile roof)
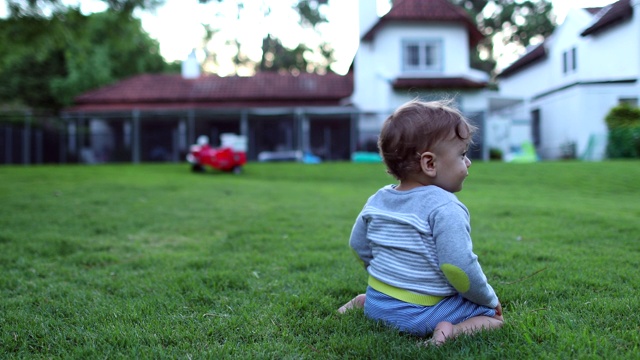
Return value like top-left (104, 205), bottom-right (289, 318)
top-left (585, 7), bottom-right (604, 15)
top-left (68, 72), bottom-right (354, 112)
top-left (392, 77), bottom-right (487, 89)
top-left (581, 0), bottom-right (632, 36)
top-left (497, 43), bottom-right (547, 78)
top-left (362, 0), bottom-right (483, 47)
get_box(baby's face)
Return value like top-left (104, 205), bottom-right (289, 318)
top-left (431, 138), bottom-right (471, 193)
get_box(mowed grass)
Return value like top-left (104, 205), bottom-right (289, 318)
top-left (0, 161), bottom-right (639, 359)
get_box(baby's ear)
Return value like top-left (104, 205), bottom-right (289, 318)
top-left (420, 152), bottom-right (437, 177)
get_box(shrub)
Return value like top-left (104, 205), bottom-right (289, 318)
top-left (489, 147), bottom-right (503, 160)
top-left (605, 103), bottom-right (640, 129)
top-left (605, 103), bottom-right (640, 158)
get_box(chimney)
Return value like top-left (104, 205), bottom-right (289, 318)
top-left (181, 49), bottom-right (201, 79)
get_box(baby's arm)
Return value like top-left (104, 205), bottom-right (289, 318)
top-left (431, 203), bottom-right (499, 308)
top-left (349, 214), bottom-right (372, 268)
top-left (338, 213), bottom-right (371, 314)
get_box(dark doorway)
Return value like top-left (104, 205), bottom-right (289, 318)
top-left (531, 108), bottom-right (541, 150)
top-left (248, 115), bottom-right (296, 160)
top-left (309, 117), bottom-right (351, 160)
top-left (194, 117), bottom-right (241, 147)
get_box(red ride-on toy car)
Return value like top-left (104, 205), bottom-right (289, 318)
top-left (187, 135), bottom-right (247, 174)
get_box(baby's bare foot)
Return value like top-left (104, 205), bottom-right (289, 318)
top-left (337, 294), bottom-right (366, 314)
top-left (431, 321), bottom-right (454, 345)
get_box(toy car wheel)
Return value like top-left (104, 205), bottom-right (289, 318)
top-left (232, 166), bottom-right (242, 175)
top-left (191, 163), bottom-right (204, 172)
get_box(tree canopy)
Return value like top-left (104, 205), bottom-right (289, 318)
top-left (196, 0), bottom-right (335, 75)
top-left (449, 0), bottom-right (556, 74)
top-left (0, 7), bottom-right (171, 112)
top-left (6, 0), bottom-right (165, 16)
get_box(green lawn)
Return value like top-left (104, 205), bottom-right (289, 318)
top-left (1, 161), bottom-right (639, 359)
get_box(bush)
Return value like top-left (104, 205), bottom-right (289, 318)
top-left (607, 127), bottom-right (640, 158)
top-left (489, 147), bottom-right (503, 160)
top-left (605, 103), bottom-right (640, 158)
top-left (605, 103), bottom-right (640, 128)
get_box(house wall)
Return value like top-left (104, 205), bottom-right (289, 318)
top-left (351, 16), bottom-right (490, 154)
top-left (498, 60), bottom-right (549, 100)
top-left (583, 12), bottom-right (640, 81)
top-left (498, 2), bottom-right (640, 160)
top-left (459, 89), bottom-right (492, 113)
top-left (485, 97), bottom-right (533, 158)
top-left (354, 22), bottom-right (473, 114)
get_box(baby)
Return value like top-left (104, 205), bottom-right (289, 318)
top-left (339, 99), bottom-right (503, 345)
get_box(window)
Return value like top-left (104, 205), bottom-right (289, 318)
top-left (562, 47), bottom-right (577, 74)
top-left (619, 98), bottom-right (638, 107)
top-left (403, 39), bottom-right (441, 72)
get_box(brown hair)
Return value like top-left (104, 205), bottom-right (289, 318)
top-left (377, 99), bottom-right (477, 180)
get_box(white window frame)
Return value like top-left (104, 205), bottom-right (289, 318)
top-left (402, 39), bottom-right (443, 72)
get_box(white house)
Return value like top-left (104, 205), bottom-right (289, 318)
top-left (496, 0), bottom-right (640, 160)
top-left (352, 0), bottom-right (494, 159)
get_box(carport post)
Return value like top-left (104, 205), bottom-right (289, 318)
top-left (35, 129), bottom-right (42, 164)
top-left (350, 112), bottom-right (358, 156)
top-left (60, 116), bottom-right (67, 164)
top-left (22, 111), bottom-right (31, 165)
top-left (5, 125), bottom-right (11, 164)
top-left (296, 108), bottom-right (309, 153)
top-left (240, 110), bottom-right (248, 137)
top-left (132, 109), bottom-right (140, 164)
top-left (187, 109), bottom-right (195, 145)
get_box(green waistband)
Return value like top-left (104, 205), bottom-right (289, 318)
top-left (368, 276), bottom-right (444, 306)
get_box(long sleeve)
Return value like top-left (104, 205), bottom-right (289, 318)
top-left (430, 202), bottom-right (498, 308)
top-left (349, 213), bottom-right (372, 269)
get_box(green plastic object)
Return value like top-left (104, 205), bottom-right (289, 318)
top-left (351, 152), bottom-right (382, 163)
top-left (508, 141), bottom-right (538, 163)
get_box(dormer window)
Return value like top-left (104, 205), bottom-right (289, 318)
top-left (402, 39), bottom-right (442, 72)
top-left (562, 47), bottom-right (577, 74)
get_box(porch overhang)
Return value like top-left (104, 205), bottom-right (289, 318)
top-left (392, 77), bottom-right (487, 90)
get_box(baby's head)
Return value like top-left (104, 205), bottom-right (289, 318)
top-left (378, 99), bottom-right (477, 181)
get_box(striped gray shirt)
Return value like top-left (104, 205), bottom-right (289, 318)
top-left (349, 185), bottom-right (498, 308)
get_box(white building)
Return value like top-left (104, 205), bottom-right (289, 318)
top-left (496, 0), bottom-right (640, 160)
top-left (352, 0), bottom-right (494, 159)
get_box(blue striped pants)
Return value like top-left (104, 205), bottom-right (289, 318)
top-left (364, 286), bottom-right (496, 337)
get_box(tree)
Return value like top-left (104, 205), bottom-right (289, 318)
top-left (0, 8), bottom-right (168, 112)
top-left (6, 0), bottom-right (165, 16)
top-left (50, 10), bottom-right (168, 105)
top-left (5, 0), bottom-right (336, 75)
top-left (197, 0), bottom-right (335, 75)
top-left (0, 13), bottom-right (67, 110)
top-left (259, 35), bottom-right (310, 74)
top-left (448, 0), bottom-right (556, 75)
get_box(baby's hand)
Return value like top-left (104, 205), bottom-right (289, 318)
top-left (493, 301), bottom-right (504, 321)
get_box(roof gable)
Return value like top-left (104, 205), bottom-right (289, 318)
top-left (392, 77), bottom-right (487, 89)
top-left (498, 1), bottom-right (620, 79)
top-left (361, 0), bottom-right (483, 47)
top-left (498, 43), bottom-right (547, 78)
top-left (581, 0), bottom-right (633, 36)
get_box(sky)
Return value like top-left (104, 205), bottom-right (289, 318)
top-left (0, 0), bottom-right (621, 74)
